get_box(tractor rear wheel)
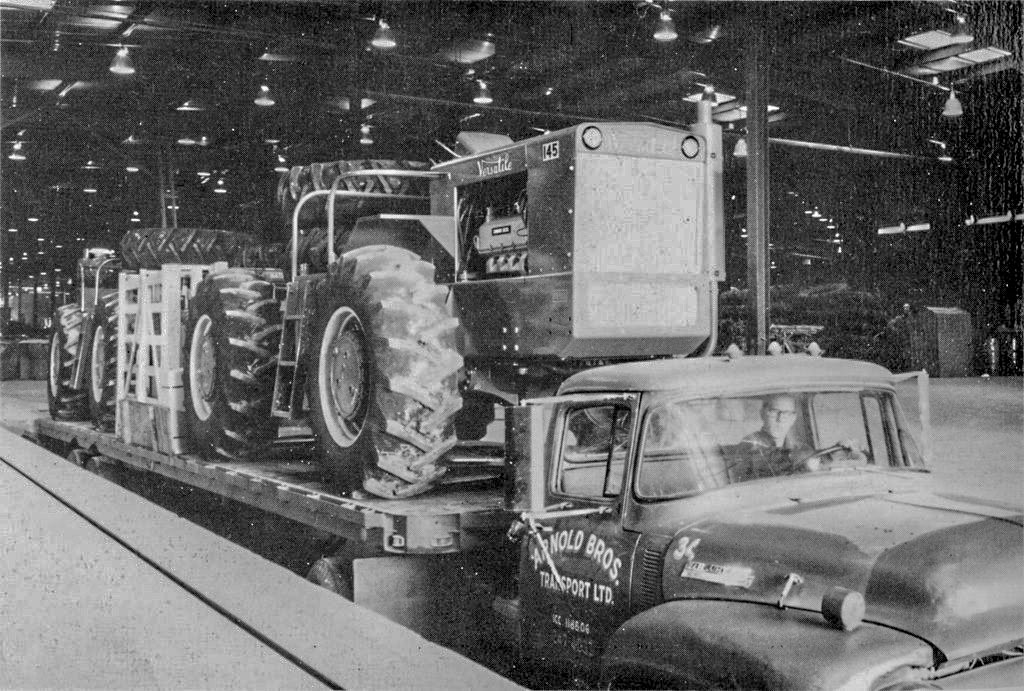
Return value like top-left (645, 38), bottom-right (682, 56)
top-left (183, 270), bottom-right (283, 462)
top-left (88, 292), bottom-right (119, 431)
top-left (306, 245), bottom-right (463, 498)
top-left (48, 304), bottom-right (88, 420)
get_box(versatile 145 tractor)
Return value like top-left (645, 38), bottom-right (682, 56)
top-left (182, 105), bottom-right (724, 498)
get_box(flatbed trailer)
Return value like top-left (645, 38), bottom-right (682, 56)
top-left (34, 418), bottom-right (511, 556)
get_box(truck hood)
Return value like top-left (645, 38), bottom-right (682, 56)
top-left (662, 487), bottom-right (1024, 660)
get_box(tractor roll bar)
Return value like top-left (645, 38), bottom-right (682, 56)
top-left (290, 169), bottom-right (445, 278)
top-left (78, 256), bottom-right (120, 313)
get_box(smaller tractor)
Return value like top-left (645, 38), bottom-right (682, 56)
top-left (48, 247), bottom-right (120, 429)
top-left (48, 228), bottom-right (267, 438)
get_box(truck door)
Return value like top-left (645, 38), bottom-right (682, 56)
top-left (518, 396), bottom-right (640, 678)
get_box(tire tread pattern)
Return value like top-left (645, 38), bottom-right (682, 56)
top-left (88, 292), bottom-right (119, 431)
top-left (307, 245), bottom-right (462, 498)
top-left (120, 227), bottom-right (255, 270)
top-left (183, 270), bottom-right (283, 462)
top-left (48, 304), bottom-right (88, 420)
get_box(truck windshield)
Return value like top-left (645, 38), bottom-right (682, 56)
top-left (635, 390), bottom-right (923, 500)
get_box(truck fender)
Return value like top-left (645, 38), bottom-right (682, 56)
top-left (599, 600), bottom-right (933, 690)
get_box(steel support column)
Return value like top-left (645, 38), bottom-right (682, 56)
top-left (745, 10), bottom-right (770, 355)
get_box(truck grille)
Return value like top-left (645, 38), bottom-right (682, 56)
top-left (634, 541), bottom-right (667, 612)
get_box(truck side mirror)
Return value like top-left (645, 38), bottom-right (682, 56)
top-left (892, 369), bottom-right (932, 466)
top-left (505, 403), bottom-right (555, 513)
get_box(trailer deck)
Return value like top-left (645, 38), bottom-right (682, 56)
top-left (35, 418), bottom-right (510, 554)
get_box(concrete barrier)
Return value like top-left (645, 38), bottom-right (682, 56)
top-left (0, 339), bottom-right (49, 381)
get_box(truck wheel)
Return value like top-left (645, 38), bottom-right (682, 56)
top-left (183, 270), bottom-right (283, 462)
top-left (88, 292), bottom-right (119, 431)
top-left (48, 304), bottom-right (88, 420)
top-left (306, 245), bottom-right (463, 498)
top-left (120, 227), bottom-right (254, 270)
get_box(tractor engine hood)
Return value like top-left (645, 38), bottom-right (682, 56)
top-left (662, 490), bottom-right (1023, 660)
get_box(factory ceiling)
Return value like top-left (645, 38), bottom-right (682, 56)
top-left (0, 0), bottom-right (1020, 284)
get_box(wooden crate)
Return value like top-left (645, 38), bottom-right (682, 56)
top-left (116, 263), bottom-right (225, 454)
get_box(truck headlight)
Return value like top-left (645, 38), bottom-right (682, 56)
top-left (822, 586), bottom-right (865, 631)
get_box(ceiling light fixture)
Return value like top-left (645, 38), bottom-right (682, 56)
top-left (473, 79), bottom-right (493, 105)
top-left (950, 13), bottom-right (973, 44)
top-left (359, 124), bottom-right (374, 145)
top-left (942, 90), bottom-right (962, 118)
top-left (371, 18), bottom-right (396, 49)
top-left (653, 11), bottom-right (678, 42)
top-left (254, 84), bottom-right (275, 107)
top-left (733, 137), bottom-right (747, 158)
top-left (8, 142), bottom-right (25, 161)
top-left (274, 154), bottom-right (289, 173)
top-left (126, 165), bottom-right (139, 173)
top-left (214, 178), bottom-right (227, 194)
top-left (109, 46), bottom-right (135, 75)
top-left (176, 99), bottom-right (204, 112)
top-left (691, 24), bottom-right (721, 44)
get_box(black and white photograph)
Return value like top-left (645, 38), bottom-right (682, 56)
top-left (0, 1), bottom-right (1021, 688)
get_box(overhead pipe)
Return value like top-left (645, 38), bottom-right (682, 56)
top-left (765, 136), bottom-right (932, 161)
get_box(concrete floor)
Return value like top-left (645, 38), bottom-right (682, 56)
top-left (895, 376), bottom-right (1023, 506)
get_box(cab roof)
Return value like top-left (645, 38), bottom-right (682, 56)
top-left (557, 355), bottom-right (897, 398)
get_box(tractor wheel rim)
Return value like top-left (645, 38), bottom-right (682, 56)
top-left (90, 325), bottom-right (105, 404)
top-left (48, 331), bottom-right (61, 398)
top-left (318, 306), bottom-right (367, 447)
top-left (189, 314), bottom-right (216, 422)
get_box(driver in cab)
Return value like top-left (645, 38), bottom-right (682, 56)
top-left (730, 394), bottom-right (863, 481)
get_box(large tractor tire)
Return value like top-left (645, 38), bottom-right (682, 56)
top-left (183, 270), bottom-right (283, 462)
top-left (48, 304), bottom-right (88, 420)
top-left (306, 245), bottom-right (463, 498)
top-left (87, 292), bottom-right (119, 431)
top-left (277, 160), bottom-right (431, 231)
top-left (120, 227), bottom-right (254, 270)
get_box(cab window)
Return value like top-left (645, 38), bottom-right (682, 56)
top-left (556, 404), bottom-right (632, 499)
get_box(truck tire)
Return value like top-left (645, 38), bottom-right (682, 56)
top-left (184, 270), bottom-right (283, 462)
top-left (48, 304), bottom-right (89, 420)
top-left (306, 245), bottom-right (463, 498)
top-left (120, 227), bottom-right (253, 270)
top-left (87, 292), bottom-right (119, 431)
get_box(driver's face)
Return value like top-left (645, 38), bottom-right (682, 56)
top-left (761, 395), bottom-right (798, 444)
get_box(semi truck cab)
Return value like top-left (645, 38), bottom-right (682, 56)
top-left (503, 355), bottom-right (1022, 689)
